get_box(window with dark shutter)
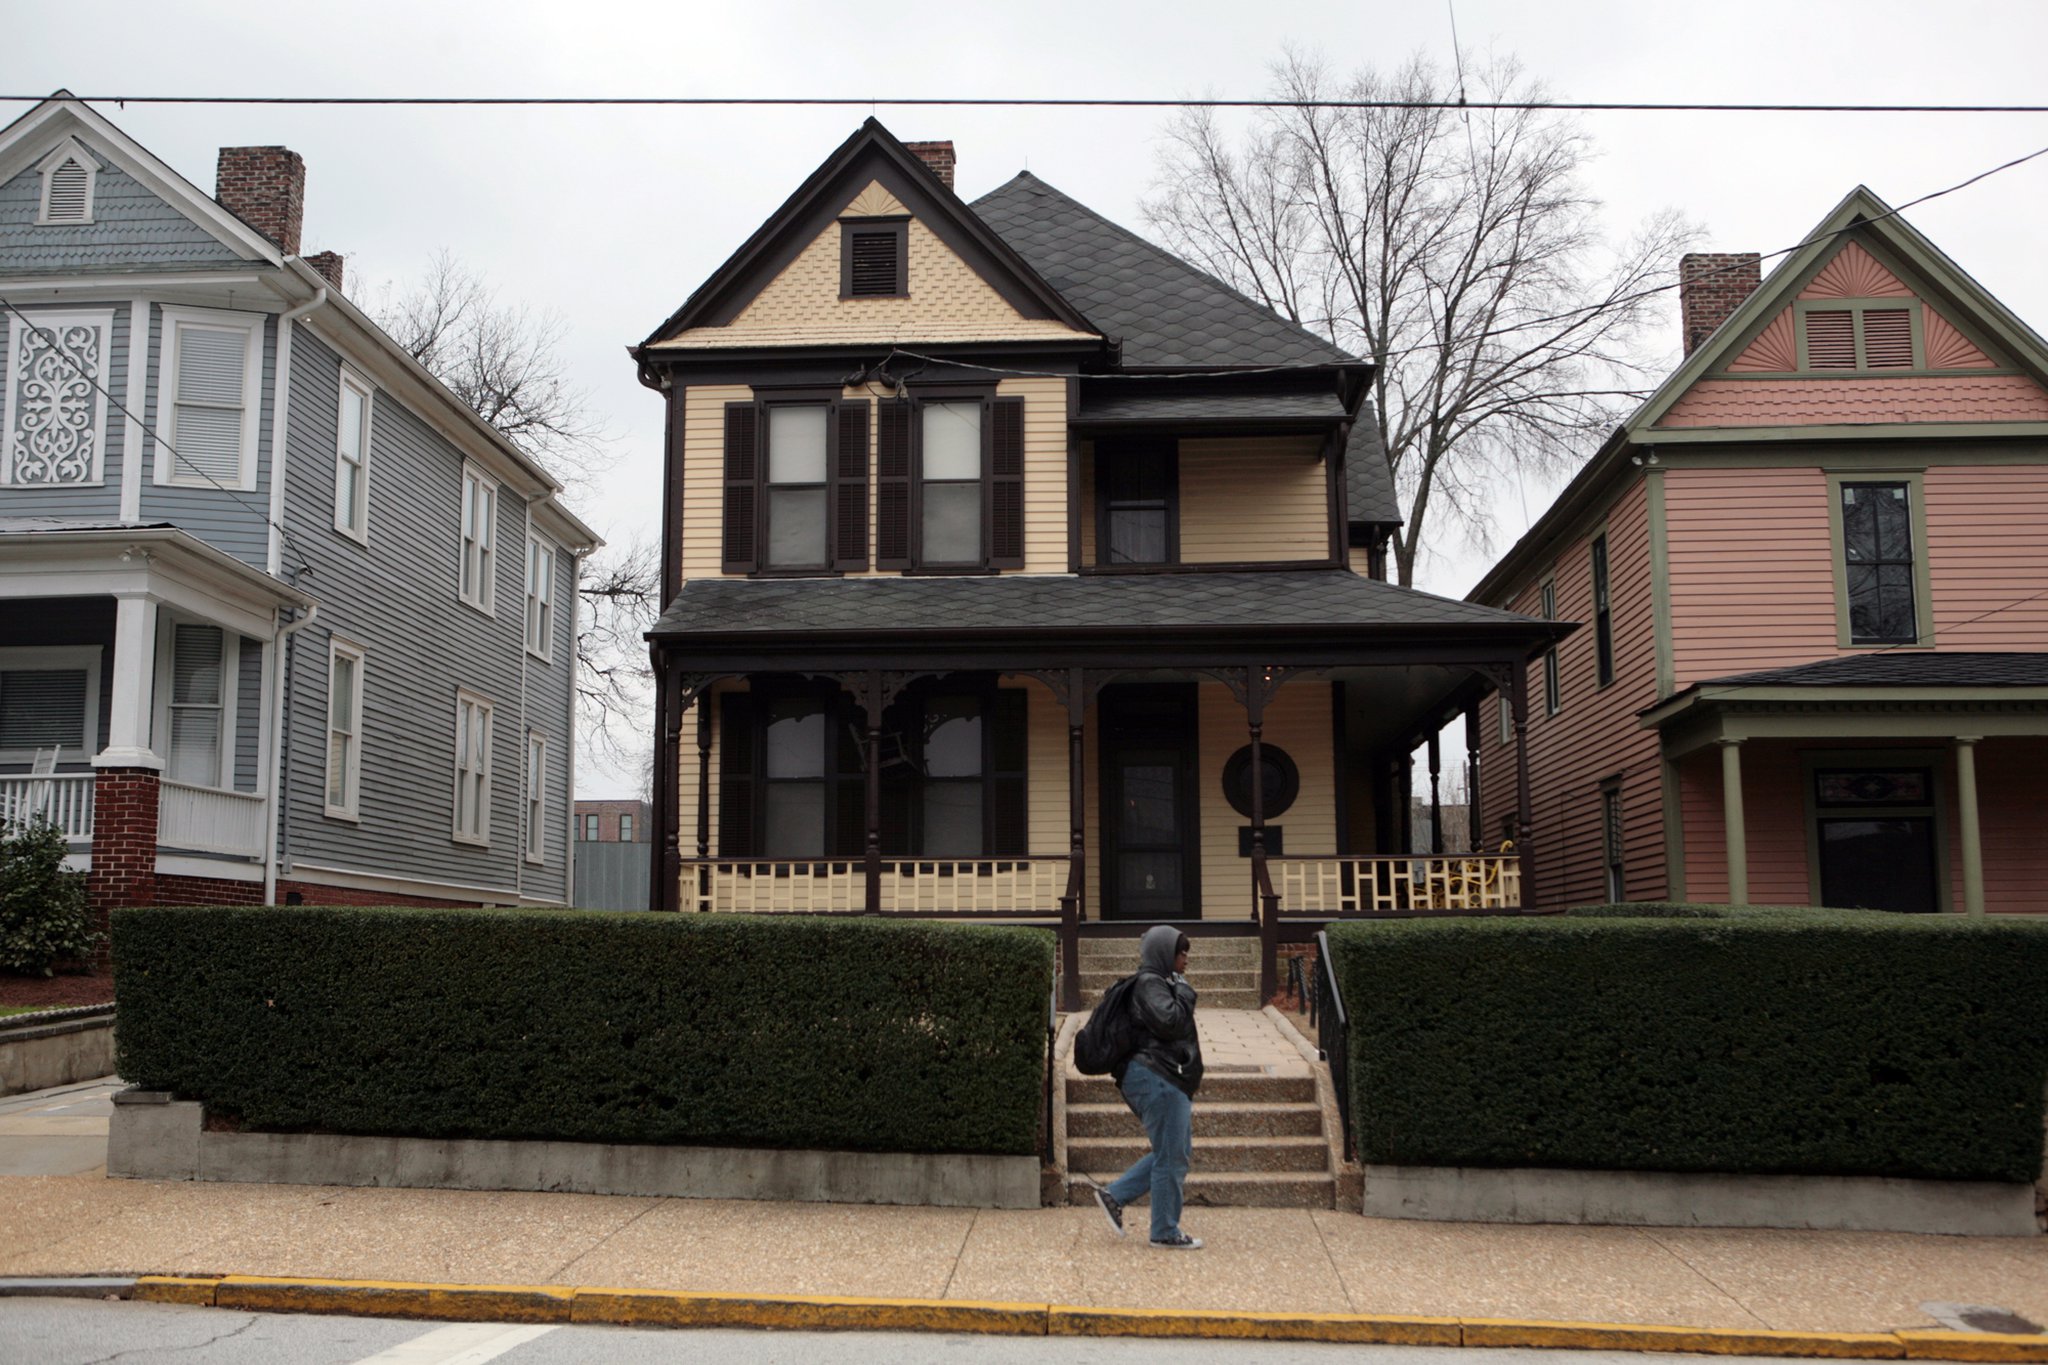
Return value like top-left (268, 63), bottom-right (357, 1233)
top-left (987, 689), bottom-right (1028, 855)
top-left (721, 404), bottom-right (759, 573)
top-left (841, 220), bottom-right (908, 298)
top-left (763, 405), bottom-right (830, 570)
top-left (833, 400), bottom-right (870, 571)
top-left (876, 400), bottom-right (913, 569)
top-left (717, 693), bottom-right (757, 855)
top-left (919, 400), bottom-right (984, 566)
top-left (989, 397), bottom-right (1026, 569)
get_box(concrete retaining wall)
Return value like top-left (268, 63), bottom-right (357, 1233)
top-left (108, 1090), bottom-right (1039, 1209)
top-left (0, 1009), bottom-right (116, 1097)
top-left (1363, 1163), bottom-right (2039, 1237)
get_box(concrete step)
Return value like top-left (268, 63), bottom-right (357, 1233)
top-left (1065, 1100), bottom-right (1324, 1139)
top-left (1069, 1135), bottom-right (1329, 1174)
top-left (1066, 1073), bottom-right (1314, 1105)
top-left (1070, 1170), bottom-right (1336, 1210)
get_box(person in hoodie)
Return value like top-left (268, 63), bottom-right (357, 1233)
top-left (1093, 925), bottom-right (1205, 1249)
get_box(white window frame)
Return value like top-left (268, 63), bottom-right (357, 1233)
top-left (151, 617), bottom-right (239, 791)
top-left (35, 138), bottom-right (99, 225)
top-left (155, 305), bottom-right (265, 492)
top-left (333, 368), bottom-right (373, 543)
top-left (459, 463), bottom-right (499, 615)
top-left (452, 688), bottom-right (494, 846)
top-left (619, 812), bottom-right (635, 843)
top-left (524, 731), bottom-right (547, 865)
top-left (2, 308), bottom-right (115, 488)
top-left (524, 534), bottom-right (556, 661)
top-left (0, 646), bottom-right (103, 764)
top-left (324, 637), bottom-right (365, 821)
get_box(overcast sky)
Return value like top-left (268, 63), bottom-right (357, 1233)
top-left (13, 1), bottom-right (2048, 797)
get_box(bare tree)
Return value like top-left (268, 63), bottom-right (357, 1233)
top-left (373, 254), bottom-right (655, 769)
top-left (1147, 53), bottom-right (1699, 585)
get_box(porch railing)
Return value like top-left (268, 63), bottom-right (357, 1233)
top-left (688, 855), bottom-right (1069, 917)
top-left (1273, 853), bottom-right (1522, 915)
top-left (157, 781), bottom-right (267, 858)
top-left (0, 773), bottom-right (94, 839)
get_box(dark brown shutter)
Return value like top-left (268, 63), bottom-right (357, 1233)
top-left (876, 399), bottom-right (913, 569)
top-left (832, 400), bottom-right (870, 571)
top-left (987, 688), bottom-right (1028, 856)
top-left (989, 397), bottom-right (1026, 569)
top-left (721, 403), bottom-right (759, 573)
top-left (717, 693), bottom-right (756, 856)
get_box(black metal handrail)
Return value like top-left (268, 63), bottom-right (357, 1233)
top-left (1314, 930), bottom-right (1354, 1162)
top-left (1040, 980), bottom-right (1058, 1166)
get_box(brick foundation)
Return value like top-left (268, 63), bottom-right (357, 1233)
top-left (152, 873), bottom-right (265, 907)
top-left (274, 878), bottom-right (482, 909)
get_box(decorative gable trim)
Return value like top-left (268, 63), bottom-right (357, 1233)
top-left (34, 136), bottom-right (100, 224)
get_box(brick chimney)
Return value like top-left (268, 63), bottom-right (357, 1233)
top-left (303, 250), bottom-right (345, 293)
top-left (904, 140), bottom-right (955, 190)
top-left (1679, 253), bottom-right (1763, 355)
top-left (216, 146), bottom-right (305, 255)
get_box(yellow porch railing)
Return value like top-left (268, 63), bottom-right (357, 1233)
top-left (1272, 854), bottom-right (1522, 915)
top-left (687, 856), bottom-right (1069, 918)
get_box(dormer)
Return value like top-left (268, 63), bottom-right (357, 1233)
top-left (35, 136), bottom-right (99, 225)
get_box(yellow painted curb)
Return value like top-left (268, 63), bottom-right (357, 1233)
top-left (1899, 1331), bottom-right (2048, 1363)
top-left (213, 1276), bottom-right (572, 1324)
top-left (1050, 1305), bottom-right (1461, 1345)
top-left (1463, 1318), bottom-right (1908, 1358)
top-left (572, 1287), bottom-right (1045, 1335)
top-left (132, 1276), bottom-right (221, 1307)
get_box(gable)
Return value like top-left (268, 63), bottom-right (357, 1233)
top-left (1638, 200), bottom-right (2048, 435)
top-left (0, 156), bottom-right (246, 275)
top-left (655, 178), bottom-right (1097, 350)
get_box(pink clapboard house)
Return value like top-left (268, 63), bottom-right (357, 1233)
top-left (1468, 187), bottom-right (2048, 916)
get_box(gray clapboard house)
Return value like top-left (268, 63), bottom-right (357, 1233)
top-left (0, 92), bottom-right (597, 916)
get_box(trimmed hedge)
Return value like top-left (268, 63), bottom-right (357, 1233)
top-left (1327, 905), bottom-right (2048, 1183)
top-left (114, 907), bottom-right (1053, 1156)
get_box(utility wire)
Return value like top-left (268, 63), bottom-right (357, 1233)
top-left (14, 93), bottom-right (2048, 114)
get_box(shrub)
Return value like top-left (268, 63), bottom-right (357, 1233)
top-left (0, 816), bottom-right (98, 976)
top-left (114, 906), bottom-right (1053, 1155)
top-left (1327, 905), bottom-right (2048, 1183)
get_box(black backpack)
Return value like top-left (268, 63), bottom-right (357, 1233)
top-left (1072, 974), bottom-right (1143, 1076)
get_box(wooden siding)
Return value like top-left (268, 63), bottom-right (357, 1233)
top-left (1664, 466), bottom-right (1837, 683)
top-left (1924, 465), bottom-right (2048, 646)
top-left (1194, 680), bottom-right (1337, 920)
top-left (1477, 477), bottom-right (1666, 906)
top-left (1660, 374), bottom-right (2048, 427)
top-left (1975, 738), bottom-right (2048, 914)
top-left (0, 160), bottom-right (246, 274)
top-left (1025, 677), bottom-right (1067, 854)
top-left (1005, 377), bottom-right (1069, 575)
top-left (1178, 436), bottom-right (1328, 563)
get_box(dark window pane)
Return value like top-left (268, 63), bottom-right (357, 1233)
top-left (1107, 509), bottom-right (1168, 564)
top-left (922, 482), bottom-right (981, 562)
top-left (924, 696), bottom-right (982, 777)
top-left (1872, 487), bottom-right (1912, 559)
top-left (765, 701), bottom-right (824, 778)
top-left (1118, 851), bottom-right (1180, 898)
top-left (767, 488), bottom-right (826, 566)
top-left (1877, 565), bottom-right (1917, 641)
top-left (1841, 487), bottom-right (1878, 561)
top-left (1818, 818), bottom-right (1938, 912)
top-left (763, 784), bottom-right (825, 856)
top-left (922, 783), bottom-right (982, 856)
top-left (1121, 763), bottom-right (1177, 843)
top-left (1816, 769), bottom-right (1930, 805)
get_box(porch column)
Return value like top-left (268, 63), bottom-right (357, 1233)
top-left (97, 592), bottom-right (161, 770)
top-left (1719, 738), bottom-right (1748, 907)
top-left (1061, 668), bottom-right (1086, 1012)
top-left (1464, 705), bottom-right (1481, 851)
top-left (695, 690), bottom-right (712, 909)
top-left (1510, 658), bottom-right (1535, 905)
top-left (1427, 730), bottom-right (1444, 855)
top-left (1955, 736), bottom-right (1985, 918)
top-left (861, 671), bottom-right (883, 917)
top-left (1398, 753), bottom-right (1415, 853)
top-left (652, 658), bottom-right (682, 913)
top-left (1245, 666), bottom-right (1279, 1004)
top-left (89, 592), bottom-right (163, 936)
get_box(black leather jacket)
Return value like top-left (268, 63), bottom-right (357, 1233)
top-left (1127, 969), bottom-right (1203, 1097)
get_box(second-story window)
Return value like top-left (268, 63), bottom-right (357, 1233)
top-left (460, 465), bottom-right (497, 612)
top-left (525, 536), bottom-right (555, 659)
top-left (160, 308), bottom-right (262, 491)
top-left (1099, 439), bottom-right (1176, 565)
top-left (582, 812), bottom-right (600, 841)
top-left (874, 395), bottom-right (1025, 572)
top-left (765, 404), bottom-right (829, 569)
top-left (722, 399), bottom-right (870, 574)
top-left (1842, 482), bottom-right (1918, 644)
top-left (1541, 580), bottom-right (1561, 717)
top-left (919, 401), bottom-right (983, 566)
top-left (1591, 533), bottom-right (1614, 686)
top-left (334, 370), bottom-right (371, 540)
top-left (619, 812), bottom-right (635, 842)
top-left (453, 690), bottom-right (493, 844)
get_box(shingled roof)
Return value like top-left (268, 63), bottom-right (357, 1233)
top-left (971, 172), bottom-right (1356, 371)
top-left (1699, 652), bottom-right (2048, 689)
top-left (652, 569), bottom-right (1546, 641)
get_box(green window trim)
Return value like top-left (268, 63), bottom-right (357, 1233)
top-left (1798, 747), bottom-right (1951, 913)
top-left (1825, 470), bottom-right (1935, 650)
top-left (1792, 299), bottom-right (1924, 375)
top-left (1540, 577), bottom-right (1561, 717)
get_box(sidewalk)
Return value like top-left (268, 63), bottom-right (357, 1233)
top-left (3, 1076), bottom-right (2046, 1338)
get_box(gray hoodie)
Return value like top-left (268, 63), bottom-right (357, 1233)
top-left (1124, 925), bottom-right (1204, 1096)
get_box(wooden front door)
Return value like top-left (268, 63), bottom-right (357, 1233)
top-left (1099, 683), bottom-right (1201, 920)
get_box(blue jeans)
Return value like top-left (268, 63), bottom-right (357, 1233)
top-left (1106, 1060), bottom-right (1192, 1241)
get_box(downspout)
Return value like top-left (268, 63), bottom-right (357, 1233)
top-left (262, 284), bottom-right (328, 904)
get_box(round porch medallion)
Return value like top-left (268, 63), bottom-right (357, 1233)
top-left (1221, 744), bottom-right (1300, 820)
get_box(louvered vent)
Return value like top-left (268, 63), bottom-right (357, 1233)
top-left (1862, 309), bottom-right (1913, 368)
top-left (848, 230), bottom-right (900, 296)
top-left (44, 160), bottom-right (89, 222)
top-left (1804, 310), bottom-right (1855, 369)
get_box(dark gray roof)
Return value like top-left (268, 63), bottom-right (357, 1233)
top-left (653, 569), bottom-right (1545, 640)
top-left (1703, 653), bottom-right (2048, 689)
top-left (1077, 390), bottom-right (1346, 424)
top-left (971, 173), bottom-right (1357, 370)
top-left (1345, 402), bottom-right (1401, 526)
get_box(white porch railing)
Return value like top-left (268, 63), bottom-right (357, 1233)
top-left (157, 781), bottom-right (267, 858)
top-left (689, 856), bottom-right (1069, 917)
top-left (1273, 854), bottom-right (1523, 915)
top-left (0, 773), bottom-right (94, 839)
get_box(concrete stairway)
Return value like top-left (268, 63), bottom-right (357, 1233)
top-left (1072, 933), bottom-right (1262, 1010)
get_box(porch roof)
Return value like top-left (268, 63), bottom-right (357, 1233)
top-left (650, 568), bottom-right (1556, 646)
top-left (1075, 389), bottom-right (1347, 425)
top-left (1695, 652), bottom-right (2048, 690)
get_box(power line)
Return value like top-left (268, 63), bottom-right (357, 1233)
top-left (11, 93), bottom-right (2048, 115)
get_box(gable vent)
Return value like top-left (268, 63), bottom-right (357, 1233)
top-left (1863, 308), bottom-right (1913, 368)
top-left (44, 160), bottom-right (90, 223)
top-left (849, 229), bottom-right (901, 296)
top-left (1804, 310), bottom-right (1855, 369)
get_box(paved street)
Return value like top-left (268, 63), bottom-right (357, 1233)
top-left (0, 1298), bottom-right (1908, 1365)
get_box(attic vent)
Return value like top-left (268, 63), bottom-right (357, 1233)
top-left (841, 221), bottom-right (907, 298)
top-left (1863, 308), bottom-right (1913, 368)
top-left (1804, 310), bottom-right (1855, 369)
top-left (44, 161), bottom-right (89, 222)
